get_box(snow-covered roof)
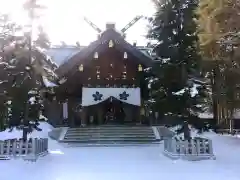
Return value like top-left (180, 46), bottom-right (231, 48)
top-left (138, 48), bottom-right (153, 59)
top-left (44, 46), bottom-right (84, 66)
top-left (44, 45), bottom-right (154, 67)
top-left (42, 76), bottom-right (57, 87)
top-left (173, 83), bottom-right (199, 97)
top-left (198, 112), bottom-right (213, 119)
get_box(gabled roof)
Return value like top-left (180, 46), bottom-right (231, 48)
top-left (56, 29), bottom-right (153, 77)
top-left (44, 46), bottom-right (84, 66)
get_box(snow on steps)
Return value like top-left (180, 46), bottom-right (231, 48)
top-left (60, 125), bottom-right (161, 146)
top-left (63, 141), bottom-right (162, 147)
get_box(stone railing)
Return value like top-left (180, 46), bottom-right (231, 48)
top-left (156, 126), bottom-right (176, 139)
top-left (163, 137), bottom-right (215, 161)
top-left (0, 138), bottom-right (48, 161)
top-left (48, 128), bottom-right (62, 140)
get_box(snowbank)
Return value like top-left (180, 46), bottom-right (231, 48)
top-left (0, 122), bottom-right (53, 140)
top-left (221, 133), bottom-right (240, 139)
top-left (198, 112), bottom-right (213, 118)
top-left (199, 108), bottom-right (240, 119)
top-left (168, 126), bottom-right (211, 139)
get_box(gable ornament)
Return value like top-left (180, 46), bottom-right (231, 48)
top-left (79, 64), bottom-right (84, 72)
top-left (109, 40), bottom-right (114, 48)
top-left (124, 52), bottom-right (128, 59)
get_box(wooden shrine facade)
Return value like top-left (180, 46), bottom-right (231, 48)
top-left (44, 24), bottom-right (153, 127)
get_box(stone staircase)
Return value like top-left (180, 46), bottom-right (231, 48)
top-left (60, 125), bottom-right (160, 146)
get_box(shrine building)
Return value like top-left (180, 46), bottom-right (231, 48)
top-left (43, 23), bottom-right (154, 127)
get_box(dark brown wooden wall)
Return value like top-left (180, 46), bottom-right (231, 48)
top-left (57, 46), bottom-right (145, 96)
top-left (78, 47), bottom-right (140, 86)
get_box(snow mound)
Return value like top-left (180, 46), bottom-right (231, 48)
top-left (0, 122), bottom-right (53, 140)
top-left (173, 128), bottom-right (210, 139)
top-left (38, 121), bottom-right (53, 131)
top-left (169, 125), bottom-right (181, 132)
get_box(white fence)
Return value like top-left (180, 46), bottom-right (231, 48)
top-left (0, 138), bottom-right (48, 161)
top-left (163, 137), bottom-right (215, 161)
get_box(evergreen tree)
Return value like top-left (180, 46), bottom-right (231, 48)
top-left (0, 14), bottom-right (22, 131)
top-left (1, 39), bottom-right (56, 135)
top-left (196, 0), bottom-right (240, 132)
top-left (0, 1), bottom-right (54, 139)
top-left (0, 14), bottom-right (22, 52)
top-left (0, 62), bottom-right (11, 131)
top-left (34, 26), bottom-right (51, 49)
top-left (148, 0), bottom-right (207, 138)
top-left (0, 3), bottom-right (55, 137)
top-left (16, 0), bottom-right (46, 140)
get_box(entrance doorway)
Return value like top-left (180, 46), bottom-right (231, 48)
top-left (103, 97), bottom-right (125, 124)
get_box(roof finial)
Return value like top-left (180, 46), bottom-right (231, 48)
top-left (76, 41), bottom-right (80, 47)
top-left (133, 41), bottom-right (137, 47)
top-left (106, 23), bottom-right (115, 30)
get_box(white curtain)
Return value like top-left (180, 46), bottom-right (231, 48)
top-left (82, 88), bottom-right (141, 107)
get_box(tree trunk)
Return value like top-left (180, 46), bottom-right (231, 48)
top-left (229, 118), bottom-right (234, 133)
top-left (22, 101), bottom-right (29, 141)
top-left (183, 121), bottom-right (191, 140)
top-left (229, 108), bottom-right (234, 134)
top-left (22, 128), bottom-right (28, 141)
top-left (211, 63), bottom-right (221, 126)
top-left (210, 72), bottom-right (218, 124)
top-left (22, 20), bottom-right (32, 141)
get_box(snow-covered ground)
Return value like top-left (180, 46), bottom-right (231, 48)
top-left (0, 123), bottom-right (240, 180)
top-left (0, 122), bottom-right (52, 140)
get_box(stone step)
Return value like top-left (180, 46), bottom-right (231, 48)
top-left (65, 133), bottom-right (155, 137)
top-left (67, 129), bottom-right (153, 132)
top-left (66, 132), bottom-right (153, 136)
top-left (65, 131), bottom-right (154, 136)
top-left (67, 129), bottom-right (153, 133)
top-left (69, 125), bottom-right (150, 127)
top-left (68, 127), bottom-right (152, 131)
top-left (61, 126), bottom-right (158, 145)
top-left (61, 138), bottom-right (158, 143)
top-left (64, 135), bottom-right (156, 139)
top-left (66, 130), bottom-right (154, 134)
top-left (64, 142), bottom-right (161, 147)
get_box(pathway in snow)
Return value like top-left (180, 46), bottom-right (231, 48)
top-left (0, 123), bottom-right (240, 180)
